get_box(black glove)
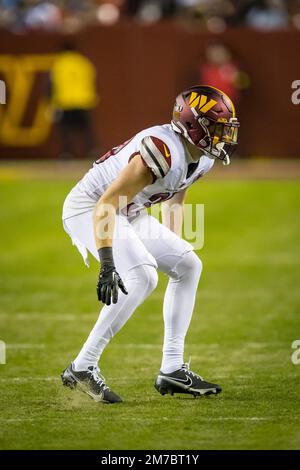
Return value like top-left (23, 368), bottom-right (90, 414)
top-left (97, 247), bottom-right (128, 305)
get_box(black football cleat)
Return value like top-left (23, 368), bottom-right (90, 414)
top-left (61, 362), bottom-right (122, 404)
top-left (155, 361), bottom-right (222, 398)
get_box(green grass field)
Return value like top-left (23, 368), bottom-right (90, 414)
top-left (0, 169), bottom-right (300, 449)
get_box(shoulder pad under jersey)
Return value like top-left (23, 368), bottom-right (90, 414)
top-left (140, 135), bottom-right (172, 179)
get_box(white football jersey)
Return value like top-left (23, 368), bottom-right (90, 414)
top-left (62, 124), bottom-right (215, 220)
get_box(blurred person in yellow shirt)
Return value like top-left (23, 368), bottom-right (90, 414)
top-left (51, 43), bottom-right (99, 159)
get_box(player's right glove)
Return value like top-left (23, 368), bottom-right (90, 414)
top-left (97, 247), bottom-right (128, 305)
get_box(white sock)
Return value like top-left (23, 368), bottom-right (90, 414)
top-left (73, 264), bottom-right (157, 371)
top-left (160, 251), bottom-right (202, 374)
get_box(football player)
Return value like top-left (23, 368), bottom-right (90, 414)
top-left (61, 85), bottom-right (239, 403)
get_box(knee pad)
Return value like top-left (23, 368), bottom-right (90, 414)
top-left (141, 264), bottom-right (158, 294)
top-left (126, 264), bottom-right (158, 296)
top-left (170, 251), bottom-right (202, 282)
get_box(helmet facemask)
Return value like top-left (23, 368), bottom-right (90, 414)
top-left (191, 108), bottom-right (239, 165)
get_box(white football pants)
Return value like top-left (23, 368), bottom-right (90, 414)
top-left (63, 211), bottom-right (202, 374)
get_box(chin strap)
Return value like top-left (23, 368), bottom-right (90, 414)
top-left (220, 146), bottom-right (231, 166)
top-left (171, 120), bottom-right (195, 147)
top-left (222, 154), bottom-right (231, 166)
top-left (209, 145), bottom-right (231, 166)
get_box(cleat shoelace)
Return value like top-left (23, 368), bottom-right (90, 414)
top-left (87, 366), bottom-right (109, 391)
top-left (182, 358), bottom-right (204, 381)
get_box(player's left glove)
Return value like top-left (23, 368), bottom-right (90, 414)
top-left (97, 265), bottom-right (128, 305)
top-left (97, 247), bottom-right (128, 305)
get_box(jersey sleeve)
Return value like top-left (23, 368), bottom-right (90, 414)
top-left (139, 136), bottom-right (172, 179)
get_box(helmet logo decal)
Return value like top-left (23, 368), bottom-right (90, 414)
top-left (189, 92), bottom-right (217, 113)
top-left (163, 144), bottom-right (171, 158)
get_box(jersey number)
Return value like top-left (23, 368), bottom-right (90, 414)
top-left (144, 192), bottom-right (175, 206)
top-left (95, 139), bottom-right (132, 164)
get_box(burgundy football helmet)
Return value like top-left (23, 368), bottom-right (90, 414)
top-left (171, 85), bottom-right (239, 165)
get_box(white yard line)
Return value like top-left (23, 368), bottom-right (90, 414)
top-left (0, 416), bottom-right (297, 424)
top-left (1, 341), bottom-right (220, 350)
top-left (6, 344), bottom-right (45, 349)
top-left (1, 341), bottom-right (288, 349)
top-left (0, 376), bottom-right (133, 383)
top-left (0, 313), bottom-right (83, 321)
top-left (0, 377), bottom-right (59, 382)
top-left (86, 343), bottom-right (221, 349)
top-left (0, 372), bottom-right (294, 384)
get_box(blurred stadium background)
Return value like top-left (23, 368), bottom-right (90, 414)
top-left (0, 0), bottom-right (300, 450)
top-left (0, 0), bottom-right (300, 158)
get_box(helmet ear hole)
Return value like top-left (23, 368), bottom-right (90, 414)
top-left (186, 122), bottom-right (193, 129)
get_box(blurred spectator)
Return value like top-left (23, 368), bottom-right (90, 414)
top-left (287, 0), bottom-right (300, 30)
top-left (96, 0), bottom-right (126, 26)
top-left (198, 42), bottom-right (250, 105)
top-left (24, 1), bottom-right (63, 31)
top-left (50, 43), bottom-right (99, 159)
top-left (175, 0), bottom-right (238, 31)
top-left (0, 0), bottom-right (25, 31)
top-left (0, 0), bottom-right (298, 30)
top-left (134, 0), bottom-right (175, 23)
top-left (245, 0), bottom-right (289, 30)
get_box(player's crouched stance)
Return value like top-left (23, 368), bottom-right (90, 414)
top-left (61, 85), bottom-right (239, 403)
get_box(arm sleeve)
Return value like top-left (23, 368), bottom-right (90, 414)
top-left (139, 136), bottom-right (172, 179)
